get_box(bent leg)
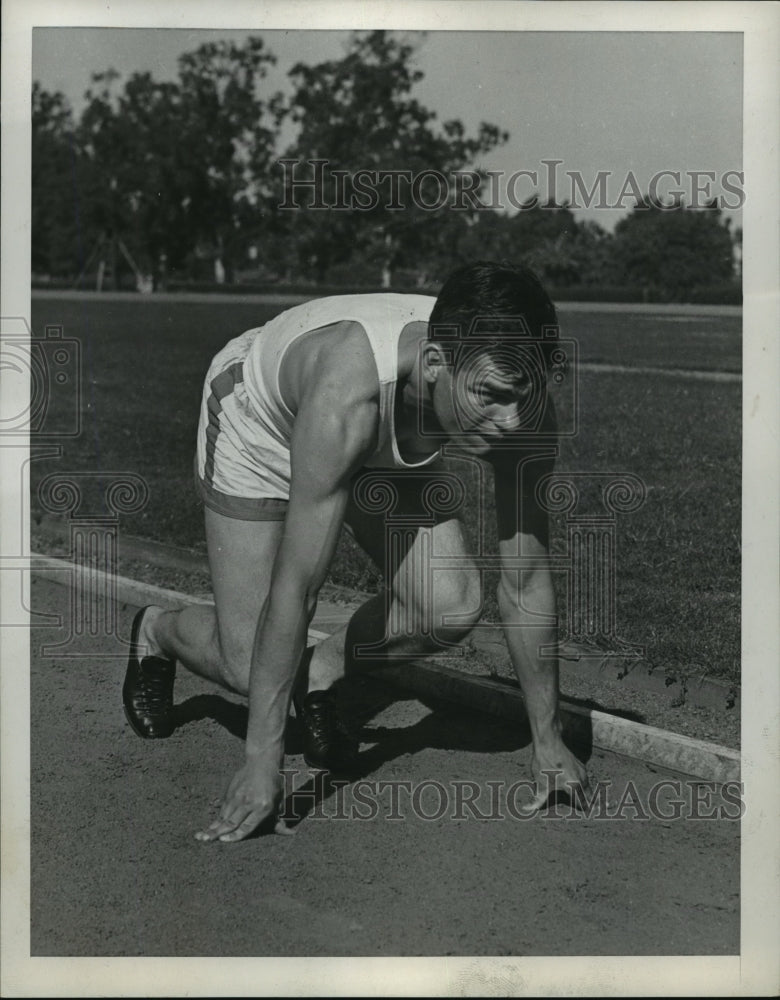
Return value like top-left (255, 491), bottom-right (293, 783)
top-left (150, 506), bottom-right (285, 694)
top-left (307, 479), bottom-right (482, 691)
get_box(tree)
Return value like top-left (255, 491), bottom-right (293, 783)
top-left (75, 37), bottom-right (281, 286)
top-left (608, 197), bottom-right (736, 300)
top-left (175, 37), bottom-right (282, 282)
top-left (732, 225), bottom-right (742, 279)
top-left (278, 30), bottom-right (508, 285)
top-left (32, 83), bottom-right (91, 276)
top-left (509, 199), bottom-right (588, 286)
top-left (446, 199), bottom-right (614, 289)
top-left (78, 70), bottom-right (195, 284)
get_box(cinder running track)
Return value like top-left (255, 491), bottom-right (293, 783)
top-left (30, 576), bottom-right (739, 957)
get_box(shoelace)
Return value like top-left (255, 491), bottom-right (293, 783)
top-left (136, 660), bottom-right (174, 711)
top-left (305, 695), bottom-right (352, 743)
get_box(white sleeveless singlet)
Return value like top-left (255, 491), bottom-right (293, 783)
top-left (196, 293), bottom-right (438, 501)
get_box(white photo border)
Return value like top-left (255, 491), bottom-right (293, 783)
top-left (2, 1), bottom-right (778, 996)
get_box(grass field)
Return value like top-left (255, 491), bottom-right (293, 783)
top-left (28, 294), bottom-right (741, 683)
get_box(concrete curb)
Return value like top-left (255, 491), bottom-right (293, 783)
top-left (380, 661), bottom-right (740, 785)
top-left (31, 554), bottom-right (740, 784)
top-left (33, 521), bottom-right (741, 715)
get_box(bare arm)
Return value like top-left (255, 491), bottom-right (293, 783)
top-left (197, 351), bottom-right (378, 842)
top-left (244, 387), bottom-right (376, 758)
top-left (492, 444), bottom-right (588, 806)
top-left (492, 448), bottom-right (560, 742)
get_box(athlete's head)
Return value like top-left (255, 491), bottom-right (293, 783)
top-left (423, 260), bottom-right (558, 451)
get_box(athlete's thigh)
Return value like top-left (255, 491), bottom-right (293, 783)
top-left (205, 506), bottom-right (286, 673)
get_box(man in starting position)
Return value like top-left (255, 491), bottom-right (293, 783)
top-left (123, 260), bottom-right (588, 841)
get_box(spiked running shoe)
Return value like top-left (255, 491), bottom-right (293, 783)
top-left (293, 688), bottom-right (359, 773)
top-left (123, 606), bottom-right (176, 739)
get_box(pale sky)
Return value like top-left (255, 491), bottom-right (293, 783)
top-left (32, 28), bottom-right (743, 231)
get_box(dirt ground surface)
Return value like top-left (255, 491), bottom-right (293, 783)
top-left (30, 575), bottom-right (740, 957)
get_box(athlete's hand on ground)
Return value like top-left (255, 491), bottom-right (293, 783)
top-left (195, 756), bottom-right (294, 843)
top-left (529, 740), bottom-right (589, 813)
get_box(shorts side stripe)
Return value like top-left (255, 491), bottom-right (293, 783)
top-left (203, 361), bottom-right (245, 487)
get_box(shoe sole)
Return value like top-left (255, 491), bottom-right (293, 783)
top-left (301, 735), bottom-right (360, 774)
top-left (302, 754), bottom-right (360, 775)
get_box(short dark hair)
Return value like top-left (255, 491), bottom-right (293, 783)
top-left (428, 260), bottom-right (559, 370)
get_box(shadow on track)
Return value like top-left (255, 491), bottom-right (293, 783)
top-left (170, 671), bottom-right (626, 836)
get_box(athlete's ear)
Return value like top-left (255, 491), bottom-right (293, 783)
top-left (421, 341), bottom-right (451, 384)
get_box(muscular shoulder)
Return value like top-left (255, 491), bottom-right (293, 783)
top-left (287, 321), bottom-right (380, 478)
top-left (314, 320), bottom-right (380, 402)
top-left (280, 319), bottom-right (380, 417)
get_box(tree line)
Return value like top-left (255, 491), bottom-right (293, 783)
top-left (32, 31), bottom-right (740, 302)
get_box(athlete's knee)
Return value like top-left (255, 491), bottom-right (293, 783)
top-left (214, 626), bottom-right (252, 695)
